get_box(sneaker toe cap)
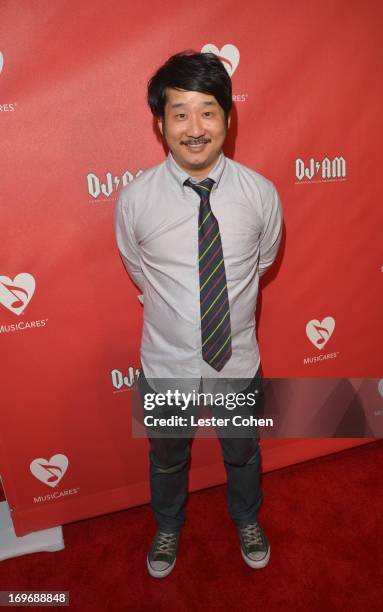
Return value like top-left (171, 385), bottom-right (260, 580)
top-left (248, 550), bottom-right (267, 561)
top-left (150, 560), bottom-right (170, 572)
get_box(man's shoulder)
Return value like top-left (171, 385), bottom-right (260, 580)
top-left (118, 159), bottom-right (166, 204)
top-left (225, 157), bottom-right (276, 195)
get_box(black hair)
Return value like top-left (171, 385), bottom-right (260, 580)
top-left (147, 51), bottom-right (232, 122)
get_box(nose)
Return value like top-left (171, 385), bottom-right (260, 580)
top-left (186, 114), bottom-right (205, 138)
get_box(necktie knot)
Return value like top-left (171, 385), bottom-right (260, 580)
top-left (184, 177), bottom-right (215, 201)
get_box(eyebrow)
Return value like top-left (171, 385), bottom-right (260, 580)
top-left (169, 100), bottom-right (217, 109)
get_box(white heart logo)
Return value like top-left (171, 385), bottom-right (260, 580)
top-left (0, 273), bottom-right (36, 315)
top-left (30, 454), bottom-right (69, 488)
top-left (306, 317), bottom-right (335, 350)
top-left (0, 52), bottom-right (4, 74)
top-left (201, 44), bottom-right (240, 76)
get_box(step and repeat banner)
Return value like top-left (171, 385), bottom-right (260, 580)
top-left (1, 0), bottom-right (382, 535)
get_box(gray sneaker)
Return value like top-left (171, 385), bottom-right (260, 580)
top-left (147, 530), bottom-right (180, 578)
top-left (238, 522), bottom-right (271, 569)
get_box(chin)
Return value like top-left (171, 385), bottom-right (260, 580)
top-left (188, 160), bottom-right (209, 169)
top-left (186, 155), bottom-right (212, 168)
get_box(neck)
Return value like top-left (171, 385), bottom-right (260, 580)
top-left (171, 152), bottom-right (222, 181)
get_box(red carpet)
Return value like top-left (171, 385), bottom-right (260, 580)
top-left (1, 441), bottom-right (382, 611)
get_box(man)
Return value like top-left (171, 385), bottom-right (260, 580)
top-left (115, 51), bottom-right (282, 578)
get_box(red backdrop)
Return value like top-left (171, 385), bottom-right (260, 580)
top-left (0, 0), bottom-right (382, 535)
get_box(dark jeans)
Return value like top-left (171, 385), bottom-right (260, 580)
top-left (137, 369), bottom-right (264, 533)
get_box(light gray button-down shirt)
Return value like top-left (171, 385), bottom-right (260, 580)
top-left (115, 152), bottom-right (282, 388)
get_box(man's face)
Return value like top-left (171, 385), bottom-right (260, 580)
top-left (158, 88), bottom-right (230, 180)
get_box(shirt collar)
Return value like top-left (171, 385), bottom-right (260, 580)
top-left (165, 151), bottom-right (226, 195)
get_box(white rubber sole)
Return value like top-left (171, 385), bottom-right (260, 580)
top-left (241, 545), bottom-right (271, 569)
top-left (147, 555), bottom-right (176, 578)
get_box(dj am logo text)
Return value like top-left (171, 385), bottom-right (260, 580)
top-left (306, 317), bottom-right (335, 350)
top-left (0, 273), bottom-right (35, 315)
top-left (30, 454), bottom-right (68, 488)
top-left (201, 44), bottom-right (240, 77)
top-left (295, 157), bottom-right (346, 183)
top-left (87, 170), bottom-right (144, 201)
top-left (111, 367), bottom-right (140, 392)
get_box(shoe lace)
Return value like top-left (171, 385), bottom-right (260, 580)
top-left (154, 532), bottom-right (177, 556)
top-left (241, 523), bottom-right (263, 546)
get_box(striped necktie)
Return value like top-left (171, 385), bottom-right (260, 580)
top-left (184, 177), bottom-right (232, 371)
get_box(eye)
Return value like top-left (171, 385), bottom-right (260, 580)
top-left (176, 113), bottom-right (186, 119)
top-left (203, 111), bottom-right (213, 117)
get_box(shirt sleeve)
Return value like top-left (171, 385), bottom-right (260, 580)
top-left (115, 191), bottom-right (144, 292)
top-left (258, 183), bottom-right (283, 277)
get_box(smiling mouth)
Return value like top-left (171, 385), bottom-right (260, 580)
top-left (181, 139), bottom-right (211, 152)
top-left (181, 139), bottom-right (211, 145)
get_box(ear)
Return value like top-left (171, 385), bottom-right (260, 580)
top-left (227, 113), bottom-right (231, 130)
top-left (157, 117), bottom-right (164, 136)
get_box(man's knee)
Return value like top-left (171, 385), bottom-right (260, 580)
top-left (149, 439), bottom-right (191, 472)
top-left (222, 438), bottom-right (260, 467)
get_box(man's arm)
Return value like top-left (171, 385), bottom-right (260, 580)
top-left (258, 183), bottom-right (283, 277)
top-left (115, 192), bottom-right (144, 292)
